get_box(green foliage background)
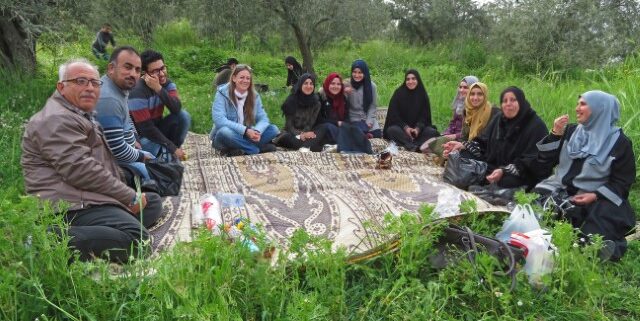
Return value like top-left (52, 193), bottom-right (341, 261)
top-left (1, 20), bottom-right (640, 320)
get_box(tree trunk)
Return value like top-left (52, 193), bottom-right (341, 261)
top-left (0, 12), bottom-right (36, 74)
top-left (290, 23), bottom-right (314, 74)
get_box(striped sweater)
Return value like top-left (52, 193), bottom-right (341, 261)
top-left (95, 75), bottom-right (144, 163)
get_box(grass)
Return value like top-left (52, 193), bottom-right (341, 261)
top-left (2, 21), bottom-right (640, 320)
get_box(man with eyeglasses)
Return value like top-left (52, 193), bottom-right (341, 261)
top-left (95, 46), bottom-right (155, 182)
top-left (21, 58), bottom-right (162, 263)
top-left (128, 49), bottom-right (190, 161)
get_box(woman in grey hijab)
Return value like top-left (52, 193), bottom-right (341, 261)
top-left (534, 90), bottom-right (636, 261)
top-left (421, 75), bottom-right (479, 159)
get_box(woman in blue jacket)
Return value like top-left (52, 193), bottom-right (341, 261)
top-left (210, 65), bottom-right (279, 156)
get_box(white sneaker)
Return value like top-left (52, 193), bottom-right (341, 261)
top-left (299, 147), bottom-right (311, 152)
top-left (322, 144), bottom-right (337, 153)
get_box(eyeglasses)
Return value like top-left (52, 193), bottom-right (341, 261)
top-left (63, 77), bottom-right (103, 87)
top-left (148, 65), bottom-right (166, 76)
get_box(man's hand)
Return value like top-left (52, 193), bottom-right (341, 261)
top-left (142, 74), bottom-right (162, 93)
top-left (128, 193), bottom-right (148, 215)
top-left (141, 150), bottom-right (155, 161)
top-left (174, 148), bottom-right (187, 161)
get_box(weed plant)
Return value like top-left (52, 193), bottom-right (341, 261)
top-left (1, 21), bottom-right (639, 320)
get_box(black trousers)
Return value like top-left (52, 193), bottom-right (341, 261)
top-left (385, 124), bottom-right (439, 151)
top-left (63, 192), bottom-right (162, 263)
top-left (276, 125), bottom-right (329, 152)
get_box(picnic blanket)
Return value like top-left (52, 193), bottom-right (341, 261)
top-left (148, 110), bottom-right (509, 258)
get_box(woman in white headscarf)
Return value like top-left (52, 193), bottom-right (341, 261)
top-left (534, 90), bottom-right (636, 261)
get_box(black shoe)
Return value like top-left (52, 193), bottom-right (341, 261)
top-left (221, 148), bottom-right (245, 157)
top-left (259, 143), bottom-right (277, 153)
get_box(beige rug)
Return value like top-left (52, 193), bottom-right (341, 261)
top-left (149, 127), bottom-right (507, 258)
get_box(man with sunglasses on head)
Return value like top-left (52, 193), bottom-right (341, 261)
top-left (128, 50), bottom-right (190, 161)
top-left (21, 58), bottom-right (162, 263)
top-left (95, 46), bottom-right (155, 182)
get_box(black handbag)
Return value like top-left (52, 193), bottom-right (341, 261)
top-left (443, 151), bottom-right (488, 189)
top-left (430, 224), bottom-right (525, 291)
top-left (146, 154), bottom-right (184, 196)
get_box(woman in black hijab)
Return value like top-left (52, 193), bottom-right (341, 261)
top-left (465, 86), bottom-right (548, 189)
top-left (383, 69), bottom-right (439, 151)
top-left (274, 73), bottom-right (327, 151)
top-left (285, 56), bottom-right (303, 88)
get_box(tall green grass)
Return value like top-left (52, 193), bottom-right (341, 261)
top-left (2, 20), bottom-right (640, 320)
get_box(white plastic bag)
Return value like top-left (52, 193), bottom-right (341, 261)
top-left (509, 229), bottom-right (556, 286)
top-left (434, 188), bottom-right (462, 218)
top-left (193, 193), bottom-right (223, 235)
top-left (495, 204), bottom-right (540, 243)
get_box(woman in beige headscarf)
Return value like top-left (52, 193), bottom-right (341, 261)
top-left (443, 82), bottom-right (499, 157)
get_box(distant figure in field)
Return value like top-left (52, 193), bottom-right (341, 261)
top-left (21, 58), bottom-right (161, 263)
top-left (210, 64), bottom-right (279, 156)
top-left (274, 73), bottom-right (327, 152)
top-left (92, 23), bottom-right (116, 60)
top-left (421, 75), bottom-right (479, 157)
top-left (285, 56), bottom-right (303, 89)
top-left (383, 69), bottom-right (439, 152)
top-left (129, 49), bottom-right (190, 161)
top-left (343, 59), bottom-right (382, 138)
top-left (534, 90), bottom-right (636, 261)
top-left (213, 57), bottom-right (239, 89)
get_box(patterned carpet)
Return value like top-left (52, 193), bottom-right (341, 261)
top-left (148, 112), bottom-right (508, 258)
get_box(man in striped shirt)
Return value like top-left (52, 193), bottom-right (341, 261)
top-left (128, 50), bottom-right (190, 160)
top-left (95, 46), bottom-right (153, 180)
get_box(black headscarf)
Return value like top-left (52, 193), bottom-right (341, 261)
top-left (350, 59), bottom-right (373, 112)
top-left (282, 73), bottom-right (319, 115)
top-left (496, 86), bottom-right (535, 140)
top-left (383, 69), bottom-right (432, 138)
top-left (285, 56), bottom-right (303, 87)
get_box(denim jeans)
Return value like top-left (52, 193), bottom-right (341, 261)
top-left (119, 161), bottom-right (151, 181)
top-left (351, 120), bottom-right (382, 138)
top-left (140, 110), bottom-right (191, 157)
top-left (212, 124), bottom-right (279, 154)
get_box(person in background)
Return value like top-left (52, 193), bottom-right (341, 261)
top-left (210, 64), bottom-right (279, 156)
top-left (213, 57), bottom-right (239, 88)
top-left (95, 46), bottom-right (153, 181)
top-left (92, 23), bottom-right (116, 60)
top-left (129, 49), bottom-right (190, 161)
top-left (274, 73), bottom-right (326, 151)
top-left (21, 58), bottom-right (161, 263)
top-left (383, 69), bottom-right (439, 152)
top-left (285, 56), bottom-right (303, 89)
top-left (344, 59), bottom-right (382, 138)
top-left (534, 90), bottom-right (636, 261)
top-left (317, 72), bottom-right (350, 144)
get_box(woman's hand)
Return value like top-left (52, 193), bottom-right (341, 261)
top-left (486, 169), bottom-right (504, 184)
top-left (572, 192), bottom-right (597, 205)
top-left (552, 114), bottom-right (569, 136)
top-left (300, 131), bottom-right (316, 141)
top-left (442, 141), bottom-right (464, 158)
top-left (246, 128), bottom-right (261, 142)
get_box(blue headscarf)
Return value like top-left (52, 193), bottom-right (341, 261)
top-left (566, 90), bottom-right (621, 165)
top-left (350, 59), bottom-right (373, 112)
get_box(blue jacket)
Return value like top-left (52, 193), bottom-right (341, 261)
top-left (210, 83), bottom-right (271, 139)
